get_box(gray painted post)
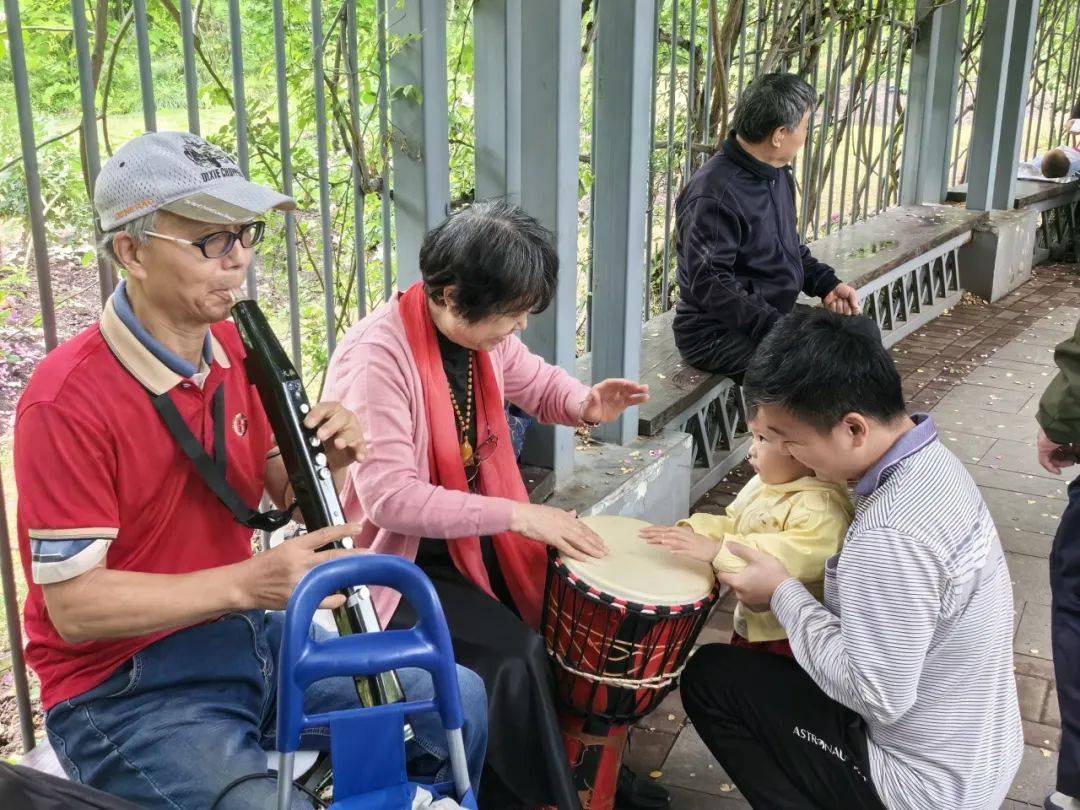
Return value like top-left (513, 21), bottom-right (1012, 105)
top-left (474, 0), bottom-right (522, 201)
top-left (70, 0), bottom-right (114, 305)
top-left (133, 0), bottom-right (156, 131)
top-left (590, 0), bottom-right (656, 445)
top-left (900, 0), bottom-right (965, 205)
top-left (519, 0), bottom-right (580, 480)
top-left (4, 0), bottom-right (57, 351)
top-left (966, 0), bottom-right (1039, 211)
top-left (227, 0), bottom-right (255, 298)
top-left (309, 0), bottom-right (337, 356)
top-left (387, 0), bottom-right (450, 289)
top-left (179, 0), bottom-right (200, 134)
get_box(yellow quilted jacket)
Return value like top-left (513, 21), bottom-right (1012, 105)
top-left (680, 475), bottom-right (853, 642)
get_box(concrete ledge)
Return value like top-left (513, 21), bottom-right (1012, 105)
top-left (959, 209), bottom-right (1038, 302)
top-left (808, 204), bottom-right (988, 290)
top-left (546, 431), bottom-right (693, 525)
top-left (948, 179), bottom-right (1080, 212)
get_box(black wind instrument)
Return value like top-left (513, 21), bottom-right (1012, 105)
top-left (231, 296), bottom-right (410, 731)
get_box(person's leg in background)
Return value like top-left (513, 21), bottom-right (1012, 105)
top-left (1048, 480), bottom-right (1080, 810)
top-left (680, 643), bottom-right (886, 810)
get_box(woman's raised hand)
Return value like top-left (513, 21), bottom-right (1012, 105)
top-left (509, 503), bottom-right (608, 561)
top-left (581, 379), bottom-right (650, 425)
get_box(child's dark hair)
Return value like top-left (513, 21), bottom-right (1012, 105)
top-left (743, 308), bottom-right (906, 432)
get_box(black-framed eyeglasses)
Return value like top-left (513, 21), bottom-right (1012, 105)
top-left (146, 220), bottom-right (265, 259)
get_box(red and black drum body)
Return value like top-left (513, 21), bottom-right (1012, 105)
top-left (541, 516), bottom-right (719, 809)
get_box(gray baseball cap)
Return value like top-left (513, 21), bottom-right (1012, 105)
top-left (94, 131), bottom-right (295, 231)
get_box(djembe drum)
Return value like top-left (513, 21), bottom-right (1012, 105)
top-left (541, 515), bottom-right (718, 809)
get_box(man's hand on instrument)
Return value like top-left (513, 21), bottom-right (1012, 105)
top-left (510, 503), bottom-right (608, 561)
top-left (581, 379), bottom-right (650, 425)
top-left (305, 402), bottom-right (368, 470)
top-left (236, 524), bottom-right (367, 611)
top-left (714, 542), bottom-right (792, 611)
top-left (1037, 428), bottom-right (1075, 475)
top-left (823, 283), bottom-right (861, 316)
top-left (639, 525), bottom-right (720, 563)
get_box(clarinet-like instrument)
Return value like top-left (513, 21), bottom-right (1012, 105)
top-left (231, 295), bottom-right (411, 734)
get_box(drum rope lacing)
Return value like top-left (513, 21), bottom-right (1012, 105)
top-left (545, 646), bottom-right (689, 690)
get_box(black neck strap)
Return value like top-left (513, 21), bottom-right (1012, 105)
top-left (150, 384), bottom-right (293, 532)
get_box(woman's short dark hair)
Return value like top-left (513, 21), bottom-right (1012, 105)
top-left (1070, 98), bottom-right (1080, 120)
top-left (743, 308), bottom-right (906, 432)
top-left (419, 199), bottom-right (558, 322)
top-left (732, 73), bottom-right (817, 144)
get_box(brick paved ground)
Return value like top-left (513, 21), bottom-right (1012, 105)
top-left (630, 264), bottom-right (1079, 808)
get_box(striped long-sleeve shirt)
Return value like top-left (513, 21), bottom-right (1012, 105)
top-left (771, 414), bottom-right (1023, 810)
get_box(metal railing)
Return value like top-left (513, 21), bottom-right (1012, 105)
top-left (951, 0), bottom-right (1080, 187)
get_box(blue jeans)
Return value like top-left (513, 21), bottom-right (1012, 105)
top-left (45, 611), bottom-right (487, 809)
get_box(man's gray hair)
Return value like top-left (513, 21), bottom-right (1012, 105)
top-left (731, 73), bottom-right (816, 144)
top-left (99, 210), bottom-right (156, 269)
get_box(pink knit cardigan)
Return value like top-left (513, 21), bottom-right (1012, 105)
top-left (323, 294), bottom-right (592, 623)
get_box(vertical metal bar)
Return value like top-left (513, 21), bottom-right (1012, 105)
top-left (272, 0), bottom-right (302, 368)
top-left (813, 21), bottom-right (834, 238)
top-left (5, 0), bottom-right (57, 351)
top-left (227, 0), bottom-right (255, 300)
top-left (376, 0), bottom-right (394, 300)
top-left (70, 0), bottom-right (113, 305)
top-left (475, 0), bottom-right (522, 201)
top-left (802, 13), bottom-right (820, 236)
top-left (701, 0), bottom-right (716, 162)
top-left (1023, 7), bottom-right (1047, 158)
top-left (519, 0), bottom-right (580, 479)
top-left (753, 0), bottom-right (764, 75)
top-left (345, 0), bottom-right (367, 317)
top-left (1031, 6), bottom-right (1056, 155)
top-left (951, 0), bottom-right (978, 186)
top-left (834, 19), bottom-right (851, 230)
top-left (878, 18), bottom-right (898, 211)
top-left (388, 0), bottom-right (451, 289)
top-left (684, 0), bottom-right (698, 181)
top-left (885, 19), bottom-right (908, 207)
top-left (865, 11), bottom-right (883, 218)
top-left (661, 0), bottom-right (680, 308)
top-left (309, 0), bottom-right (337, 355)
top-left (0, 475), bottom-right (34, 753)
top-left (133, 0), bottom-right (157, 131)
top-left (180, 0), bottom-right (200, 134)
top-left (644, 0), bottom-right (663, 318)
top-left (737, 1), bottom-right (747, 95)
top-left (592, 0), bottom-right (656, 444)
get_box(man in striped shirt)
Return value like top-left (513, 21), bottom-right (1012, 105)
top-left (681, 308), bottom-right (1023, 809)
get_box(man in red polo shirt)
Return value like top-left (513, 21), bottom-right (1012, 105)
top-left (14, 132), bottom-right (486, 808)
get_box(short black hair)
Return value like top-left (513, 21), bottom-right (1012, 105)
top-left (743, 308), bottom-right (906, 432)
top-left (419, 199), bottom-right (558, 322)
top-left (732, 73), bottom-right (817, 144)
top-left (1042, 148), bottom-right (1072, 179)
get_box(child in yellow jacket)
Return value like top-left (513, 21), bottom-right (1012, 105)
top-left (641, 419), bottom-right (852, 657)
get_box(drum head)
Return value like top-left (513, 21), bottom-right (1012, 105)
top-left (561, 515), bottom-right (715, 606)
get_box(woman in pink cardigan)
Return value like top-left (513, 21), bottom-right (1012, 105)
top-left (323, 201), bottom-right (652, 810)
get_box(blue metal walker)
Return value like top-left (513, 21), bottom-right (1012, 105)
top-left (275, 555), bottom-right (478, 810)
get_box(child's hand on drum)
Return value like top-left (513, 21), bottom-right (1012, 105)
top-left (639, 525), bottom-right (721, 563)
top-left (510, 503), bottom-right (608, 561)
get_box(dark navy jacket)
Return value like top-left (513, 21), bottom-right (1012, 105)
top-left (673, 135), bottom-right (839, 370)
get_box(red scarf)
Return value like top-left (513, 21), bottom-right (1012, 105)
top-left (399, 283), bottom-right (546, 628)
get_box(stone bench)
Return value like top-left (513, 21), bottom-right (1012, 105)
top-left (948, 179), bottom-right (1080, 261)
top-left (805, 204), bottom-right (988, 345)
top-left (573, 205), bottom-right (988, 505)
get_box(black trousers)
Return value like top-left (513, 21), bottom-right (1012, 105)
top-left (1051, 479), bottom-right (1080, 796)
top-left (677, 334), bottom-right (748, 385)
top-left (680, 644), bottom-right (887, 809)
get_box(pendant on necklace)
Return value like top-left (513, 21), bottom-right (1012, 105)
top-left (460, 438), bottom-right (474, 464)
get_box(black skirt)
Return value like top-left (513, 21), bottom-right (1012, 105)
top-left (390, 554), bottom-right (580, 810)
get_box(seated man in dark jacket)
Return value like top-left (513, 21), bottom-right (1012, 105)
top-left (674, 72), bottom-right (860, 382)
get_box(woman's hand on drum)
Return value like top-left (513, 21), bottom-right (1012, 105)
top-left (639, 525), bottom-right (720, 563)
top-left (510, 503), bottom-right (608, 561)
top-left (581, 379), bottom-right (650, 424)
